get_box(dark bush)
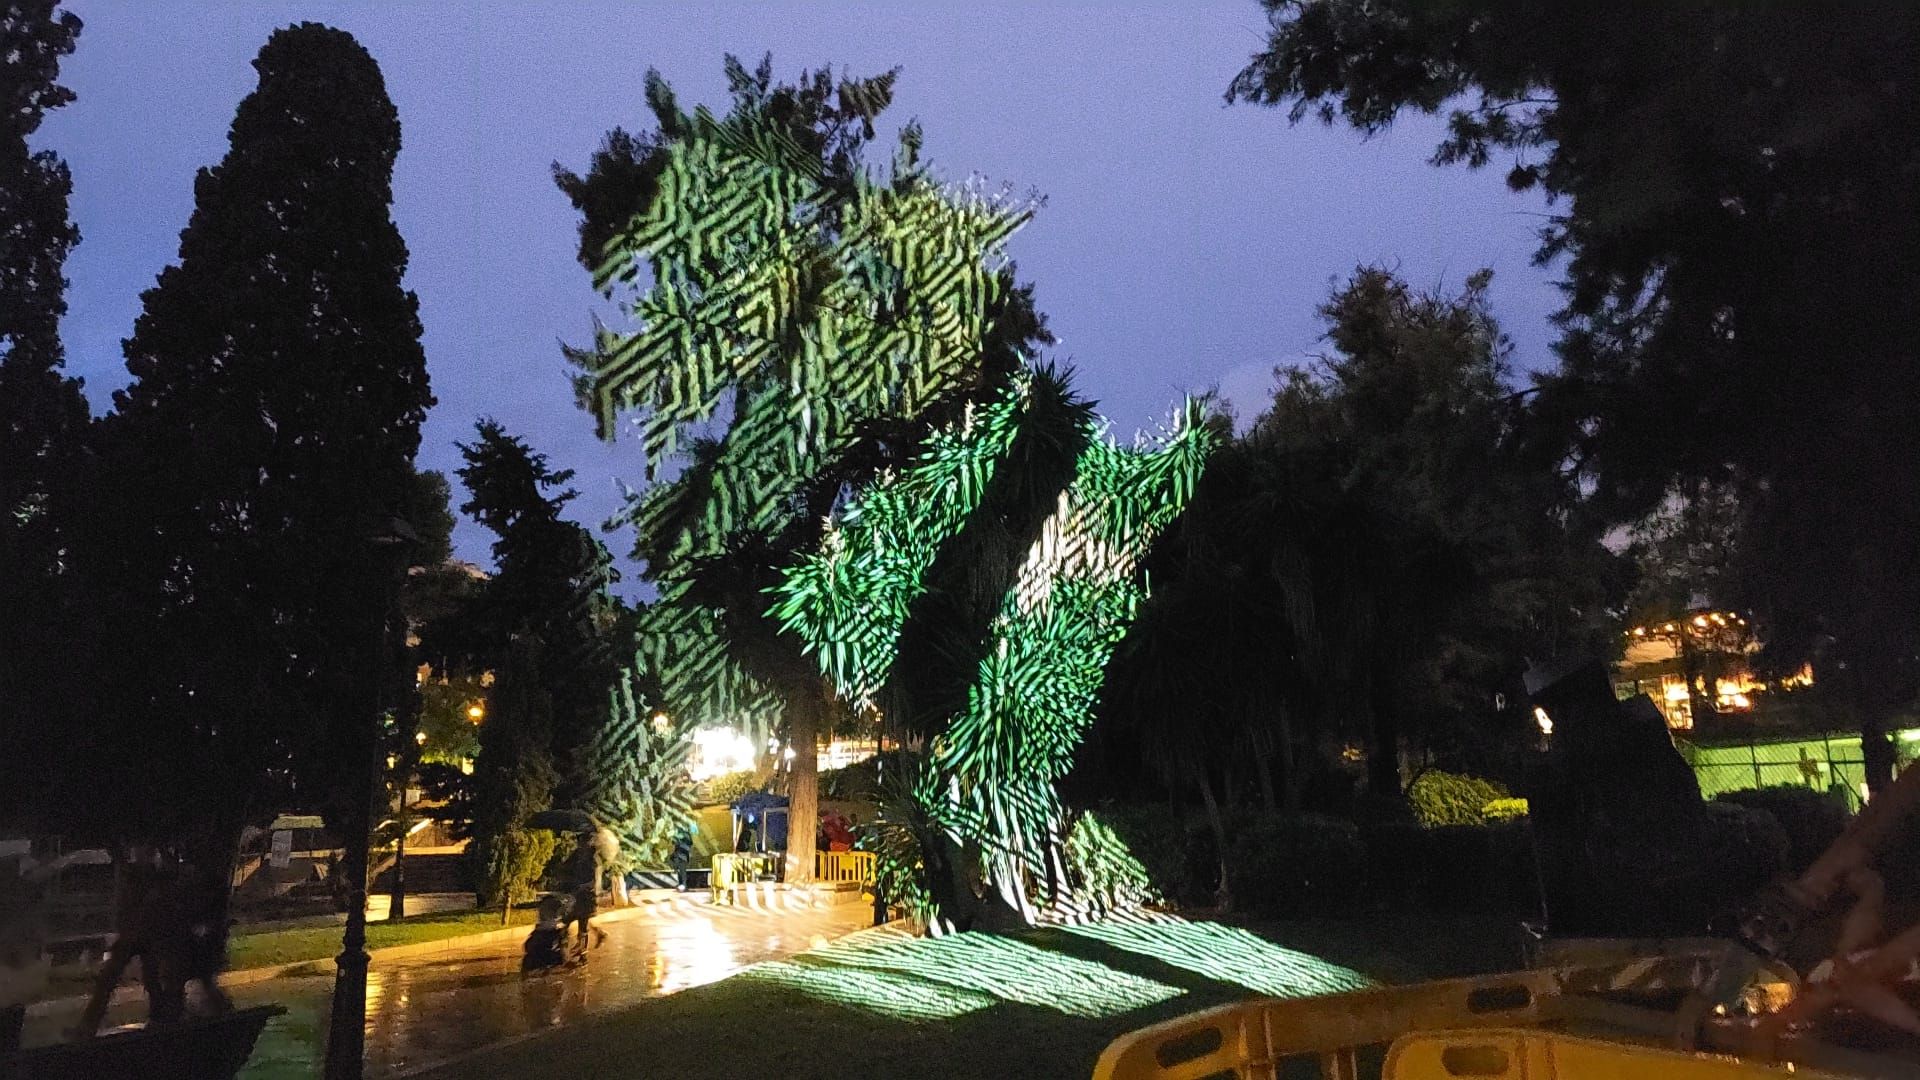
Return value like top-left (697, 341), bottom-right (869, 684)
top-left (1877, 807), bottom-right (1920, 902)
top-left (1360, 821), bottom-right (1427, 910)
top-left (1714, 785), bottom-right (1848, 875)
top-left (1363, 820), bottom-right (1540, 916)
top-left (1223, 812), bottom-right (1366, 917)
top-left (1092, 802), bottom-right (1197, 904)
top-left (1690, 802), bottom-right (1791, 917)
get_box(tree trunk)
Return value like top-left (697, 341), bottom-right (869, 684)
top-left (1194, 762), bottom-right (1231, 910)
top-left (783, 678), bottom-right (823, 885)
top-left (1252, 731), bottom-right (1278, 814)
top-left (1277, 717), bottom-right (1301, 811)
top-left (1368, 674), bottom-right (1402, 798)
top-left (1861, 708), bottom-right (1897, 796)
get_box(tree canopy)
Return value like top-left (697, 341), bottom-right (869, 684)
top-left (1103, 267), bottom-right (1622, 849)
top-left (557, 55), bottom-right (1050, 881)
top-left (82, 22), bottom-right (433, 852)
top-left (0, 0), bottom-right (87, 830)
top-left (453, 420), bottom-right (623, 810)
top-left (1230, 1), bottom-right (1920, 786)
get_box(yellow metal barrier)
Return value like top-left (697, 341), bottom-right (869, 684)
top-left (1094, 970), bottom-right (1560, 1080)
top-left (815, 850), bottom-right (873, 887)
top-left (709, 852), bottom-right (777, 904)
top-left (1384, 1029), bottom-right (1837, 1079)
top-left (1093, 944), bottom-right (1886, 1080)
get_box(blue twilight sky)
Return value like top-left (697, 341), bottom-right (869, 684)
top-left (38, 0), bottom-right (1561, 571)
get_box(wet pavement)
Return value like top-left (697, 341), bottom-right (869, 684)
top-left (23, 896), bottom-right (872, 1077)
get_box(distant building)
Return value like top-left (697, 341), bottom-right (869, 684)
top-left (1613, 608), bottom-right (1813, 731)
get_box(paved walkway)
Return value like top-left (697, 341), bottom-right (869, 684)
top-left (23, 896), bottom-right (872, 1078)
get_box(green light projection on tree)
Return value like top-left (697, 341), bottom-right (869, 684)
top-left (774, 370), bottom-right (1215, 930)
top-left (572, 71), bottom-right (1038, 744)
top-left (580, 664), bottom-right (697, 869)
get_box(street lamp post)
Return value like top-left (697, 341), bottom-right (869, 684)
top-left (324, 516), bottom-right (417, 1080)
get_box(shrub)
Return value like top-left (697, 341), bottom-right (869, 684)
top-left (1363, 819), bottom-right (1539, 916)
top-left (1224, 812), bottom-right (1366, 917)
top-left (1093, 803), bottom-right (1196, 905)
top-left (1408, 769), bottom-right (1512, 828)
top-left (1714, 785), bottom-right (1847, 875)
top-left (1064, 810), bottom-right (1159, 914)
top-left (703, 769), bottom-right (762, 807)
top-left (1692, 802), bottom-right (1790, 915)
top-left (1482, 798), bottom-right (1530, 822)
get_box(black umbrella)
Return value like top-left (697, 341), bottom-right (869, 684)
top-left (526, 809), bottom-right (597, 834)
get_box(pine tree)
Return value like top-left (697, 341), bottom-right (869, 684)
top-left (455, 420), bottom-right (621, 808)
top-left (0, 0), bottom-right (88, 827)
top-left (558, 56), bottom-right (1045, 884)
top-left (93, 23), bottom-right (432, 860)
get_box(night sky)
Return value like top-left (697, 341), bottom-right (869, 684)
top-left (39, 1), bottom-right (1561, 570)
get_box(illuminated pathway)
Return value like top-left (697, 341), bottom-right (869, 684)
top-left (26, 896), bottom-right (872, 1078)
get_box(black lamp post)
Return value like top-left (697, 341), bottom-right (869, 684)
top-left (324, 516), bottom-right (417, 1080)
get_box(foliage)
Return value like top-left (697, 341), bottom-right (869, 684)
top-left (703, 769), bottom-right (763, 808)
top-left (1220, 813), bottom-right (1366, 918)
top-left (559, 56), bottom-right (1050, 886)
top-left (1229, 2), bottom-right (1920, 788)
top-left (1092, 804), bottom-right (1197, 907)
top-left (1361, 820), bottom-right (1538, 915)
top-left (76, 23), bottom-right (432, 857)
top-left (776, 370), bottom-right (1213, 929)
top-left (1698, 802), bottom-right (1790, 905)
top-left (468, 641), bottom-right (560, 908)
top-left (448, 420), bottom-right (645, 876)
top-left (1407, 770), bottom-right (1512, 829)
top-left (1714, 785), bottom-right (1847, 876)
top-left (454, 420), bottom-right (622, 803)
top-left (581, 664), bottom-right (697, 870)
top-left (1480, 798), bottom-right (1529, 823)
top-left (415, 676), bottom-right (486, 765)
top-left (1062, 811), bottom-right (1159, 916)
top-left (1103, 268), bottom-right (1622, 835)
top-left (0, 0), bottom-right (89, 832)
top-left (855, 759), bottom-right (941, 932)
top-left (820, 748), bottom-right (910, 800)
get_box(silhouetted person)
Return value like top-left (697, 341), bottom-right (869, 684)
top-left (563, 834), bottom-right (605, 952)
top-left (1, 851), bottom-right (77, 1053)
top-left (74, 859), bottom-right (231, 1039)
top-left (669, 825), bottom-right (694, 892)
top-left (520, 894), bottom-right (569, 974)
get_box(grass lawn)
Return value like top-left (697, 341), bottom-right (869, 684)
top-left (226, 908), bottom-right (510, 972)
top-left (416, 911), bottom-right (1519, 1080)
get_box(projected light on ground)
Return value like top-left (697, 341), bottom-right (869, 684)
top-left (1063, 915), bottom-right (1373, 999)
top-left (737, 928), bottom-right (1185, 1022)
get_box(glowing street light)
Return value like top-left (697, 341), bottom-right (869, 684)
top-left (467, 703), bottom-right (484, 722)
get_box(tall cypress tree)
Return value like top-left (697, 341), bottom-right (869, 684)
top-left (0, 1), bottom-right (88, 827)
top-left (94, 23), bottom-right (432, 861)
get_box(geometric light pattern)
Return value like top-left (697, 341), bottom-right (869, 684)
top-left (736, 915), bottom-right (1371, 1023)
top-left (577, 83), bottom-right (1035, 737)
top-left (739, 927), bottom-right (1185, 1021)
top-left (1063, 914), bottom-right (1374, 999)
top-left (773, 370), bottom-right (1214, 928)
